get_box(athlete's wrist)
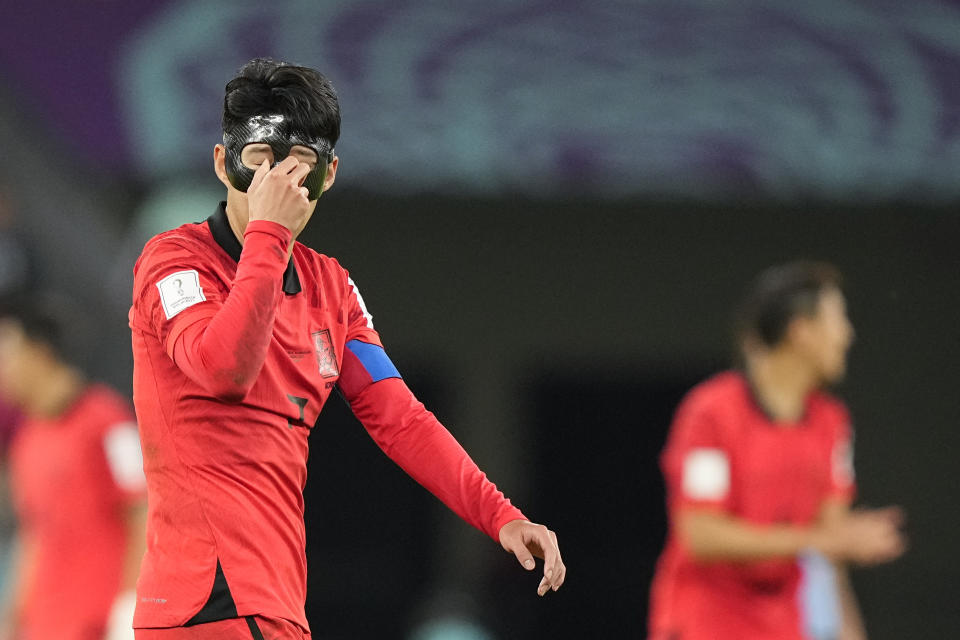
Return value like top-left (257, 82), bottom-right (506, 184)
top-left (494, 510), bottom-right (529, 543)
top-left (244, 219), bottom-right (293, 246)
top-left (805, 524), bottom-right (840, 559)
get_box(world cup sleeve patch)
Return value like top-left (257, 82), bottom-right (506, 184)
top-left (312, 329), bottom-right (340, 378)
top-left (156, 270), bottom-right (206, 320)
top-left (682, 448), bottom-right (731, 501)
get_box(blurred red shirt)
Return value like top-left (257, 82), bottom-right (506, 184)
top-left (649, 371), bottom-right (854, 640)
top-left (9, 385), bottom-right (144, 640)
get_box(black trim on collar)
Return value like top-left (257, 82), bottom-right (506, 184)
top-left (206, 202), bottom-right (302, 295)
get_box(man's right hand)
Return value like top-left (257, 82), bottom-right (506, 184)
top-left (246, 157), bottom-right (313, 233)
top-left (812, 506), bottom-right (907, 566)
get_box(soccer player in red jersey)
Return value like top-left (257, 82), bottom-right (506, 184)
top-left (127, 59), bottom-right (564, 639)
top-left (0, 298), bottom-right (147, 640)
top-left (648, 262), bottom-right (906, 640)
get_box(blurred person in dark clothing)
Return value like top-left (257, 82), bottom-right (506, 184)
top-left (649, 262), bottom-right (906, 640)
top-left (0, 296), bottom-right (146, 640)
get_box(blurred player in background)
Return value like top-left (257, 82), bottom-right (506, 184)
top-left (648, 262), bottom-right (906, 640)
top-left (0, 185), bottom-right (32, 631)
top-left (128, 58), bottom-right (564, 640)
top-left (0, 296), bottom-right (146, 640)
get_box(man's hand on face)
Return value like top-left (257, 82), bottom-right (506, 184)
top-left (246, 156), bottom-right (312, 234)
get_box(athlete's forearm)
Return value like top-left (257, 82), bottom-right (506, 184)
top-left (678, 509), bottom-right (814, 561)
top-left (346, 378), bottom-right (525, 540)
top-left (172, 221), bottom-right (290, 401)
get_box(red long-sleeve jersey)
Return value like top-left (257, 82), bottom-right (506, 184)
top-left (129, 203), bottom-right (524, 632)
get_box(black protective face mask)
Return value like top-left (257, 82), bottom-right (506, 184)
top-left (223, 114), bottom-right (334, 200)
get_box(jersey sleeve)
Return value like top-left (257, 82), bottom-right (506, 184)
top-left (101, 419), bottom-right (147, 506)
top-left (340, 376), bottom-right (526, 541)
top-left (661, 393), bottom-right (734, 513)
top-left (342, 271), bottom-right (381, 346)
top-left (826, 409), bottom-right (856, 503)
top-left (86, 391), bottom-right (146, 508)
top-left (334, 273), bottom-right (526, 541)
top-left (131, 236), bottom-right (224, 355)
top-left (131, 222), bottom-right (292, 401)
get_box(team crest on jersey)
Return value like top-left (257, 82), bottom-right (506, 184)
top-left (312, 329), bottom-right (340, 378)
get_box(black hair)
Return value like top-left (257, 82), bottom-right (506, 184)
top-left (735, 261), bottom-right (843, 350)
top-left (222, 58), bottom-right (341, 146)
top-left (0, 293), bottom-right (75, 362)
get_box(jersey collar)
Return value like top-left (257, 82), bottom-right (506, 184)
top-left (739, 370), bottom-right (811, 427)
top-left (207, 202), bottom-right (302, 295)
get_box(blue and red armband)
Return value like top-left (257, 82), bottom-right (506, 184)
top-left (337, 340), bottom-right (401, 398)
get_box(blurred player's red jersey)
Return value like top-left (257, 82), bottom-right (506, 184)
top-left (648, 371), bottom-right (854, 640)
top-left (129, 205), bottom-right (523, 632)
top-left (9, 385), bottom-right (143, 640)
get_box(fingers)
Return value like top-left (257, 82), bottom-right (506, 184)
top-left (254, 157), bottom-right (310, 200)
top-left (849, 510), bottom-right (908, 565)
top-left (537, 575), bottom-right (551, 597)
top-left (860, 505), bottom-right (906, 523)
top-left (500, 520), bottom-right (566, 596)
top-left (274, 155), bottom-right (301, 174)
top-left (270, 158), bottom-right (312, 195)
top-left (245, 154), bottom-right (312, 229)
top-left (512, 545), bottom-right (536, 572)
top-left (880, 519), bottom-right (908, 560)
top-left (248, 158), bottom-right (271, 192)
top-left (528, 525), bottom-right (564, 596)
top-left (877, 505), bottom-right (906, 527)
top-left (290, 160), bottom-right (313, 186)
top-left (541, 528), bottom-right (565, 594)
top-left (547, 529), bottom-right (566, 591)
top-left (538, 527), bottom-right (558, 578)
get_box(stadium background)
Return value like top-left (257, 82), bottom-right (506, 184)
top-left (0, 1), bottom-right (958, 638)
